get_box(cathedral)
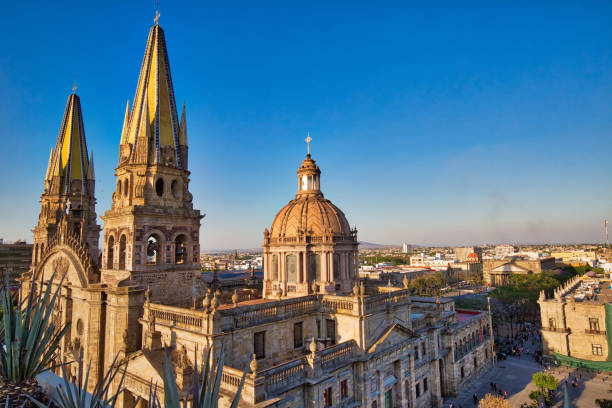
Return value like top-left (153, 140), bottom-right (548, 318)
top-left (23, 16), bottom-right (494, 408)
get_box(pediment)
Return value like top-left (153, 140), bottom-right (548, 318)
top-left (367, 323), bottom-right (416, 354)
top-left (492, 263), bottom-right (529, 273)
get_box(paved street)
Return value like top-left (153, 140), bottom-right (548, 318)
top-left (443, 356), bottom-right (612, 408)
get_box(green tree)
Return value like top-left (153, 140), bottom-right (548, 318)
top-left (533, 372), bottom-right (558, 396)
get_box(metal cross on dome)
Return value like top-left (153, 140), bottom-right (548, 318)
top-left (305, 132), bottom-right (312, 154)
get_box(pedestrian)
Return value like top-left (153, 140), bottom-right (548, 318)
top-left (473, 393), bottom-right (478, 404)
top-left (504, 390), bottom-right (508, 399)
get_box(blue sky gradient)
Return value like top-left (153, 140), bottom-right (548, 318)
top-left (0, 1), bottom-right (611, 248)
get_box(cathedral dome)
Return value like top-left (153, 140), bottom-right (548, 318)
top-left (269, 154), bottom-right (354, 239)
top-left (270, 196), bottom-right (352, 238)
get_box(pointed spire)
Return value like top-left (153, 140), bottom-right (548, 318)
top-left (45, 93), bottom-right (90, 195)
top-left (53, 147), bottom-right (63, 177)
top-left (120, 99), bottom-right (130, 145)
top-left (122, 23), bottom-right (182, 168)
top-left (44, 149), bottom-right (54, 181)
top-left (179, 101), bottom-right (187, 145)
top-left (87, 152), bottom-right (95, 180)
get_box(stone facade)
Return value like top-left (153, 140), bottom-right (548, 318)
top-left (539, 276), bottom-right (612, 366)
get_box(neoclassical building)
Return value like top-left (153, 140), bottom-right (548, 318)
top-left (23, 15), bottom-right (494, 408)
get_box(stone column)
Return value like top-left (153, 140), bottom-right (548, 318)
top-left (329, 252), bottom-right (334, 283)
top-left (85, 289), bottom-right (106, 391)
top-left (302, 251), bottom-right (308, 283)
top-left (321, 250), bottom-right (328, 283)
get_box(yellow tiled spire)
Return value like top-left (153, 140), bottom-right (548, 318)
top-left (48, 93), bottom-right (91, 195)
top-left (122, 23), bottom-right (183, 168)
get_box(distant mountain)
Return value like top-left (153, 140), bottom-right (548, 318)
top-left (358, 241), bottom-right (400, 249)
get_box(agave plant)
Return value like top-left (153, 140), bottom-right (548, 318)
top-left (0, 271), bottom-right (69, 406)
top-left (28, 352), bottom-right (136, 408)
top-left (149, 346), bottom-right (247, 408)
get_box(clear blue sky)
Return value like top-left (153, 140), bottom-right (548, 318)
top-left (1, 1), bottom-right (611, 249)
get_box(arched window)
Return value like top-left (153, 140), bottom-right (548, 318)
top-left (147, 235), bottom-right (160, 264)
top-left (309, 254), bottom-right (321, 282)
top-left (123, 179), bottom-right (129, 197)
top-left (286, 254), bottom-right (297, 283)
top-left (175, 235), bottom-right (186, 264)
top-left (117, 180), bottom-right (122, 196)
top-left (333, 254), bottom-right (341, 281)
top-left (271, 255), bottom-right (279, 280)
top-left (171, 180), bottom-right (181, 199)
top-left (34, 244), bottom-right (38, 264)
top-left (107, 236), bottom-right (115, 269)
top-left (155, 178), bottom-right (164, 197)
top-left (119, 235), bottom-right (126, 269)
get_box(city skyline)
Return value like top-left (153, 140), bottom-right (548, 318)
top-left (1, 1), bottom-right (611, 249)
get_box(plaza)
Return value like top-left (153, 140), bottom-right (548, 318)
top-left (443, 355), bottom-right (612, 407)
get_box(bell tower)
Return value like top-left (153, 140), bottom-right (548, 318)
top-left (32, 90), bottom-right (100, 268)
top-left (100, 22), bottom-right (203, 302)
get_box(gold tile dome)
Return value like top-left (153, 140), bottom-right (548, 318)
top-left (269, 154), bottom-right (354, 239)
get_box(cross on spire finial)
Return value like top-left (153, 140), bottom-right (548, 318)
top-left (154, 0), bottom-right (160, 25)
top-left (72, 76), bottom-right (77, 94)
top-left (305, 132), bottom-right (312, 155)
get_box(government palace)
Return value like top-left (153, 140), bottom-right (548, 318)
top-left (22, 16), bottom-right (494, 408)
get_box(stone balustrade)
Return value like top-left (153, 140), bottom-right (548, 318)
top-left (147, 302), bottom-right (205, 331)
top-left (267, 235), bottom-right (356, 245)
top-left (220, 365), bottom-right (246, 395)
top-left (220, 295), bottom-right (317, 329)
top-left (320, 295), bottom-right (355, 314)
top-left (260, 356), bottom-right (307, 394)
top-left (318, 340), bottom-right (357, 371)
top-left (145, 289), bottom-right (412, 334)
top-left (365, 289), bottom-right (411, 313)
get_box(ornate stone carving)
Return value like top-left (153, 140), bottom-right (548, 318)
top-left (160, 145), bottom-right (175, 167)
top-left (249, 354), bottom-right (258, 374)
top-left (309, 336), bottom-right (317, 355)
top-left (53, 257), bottom-right (69, 278)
